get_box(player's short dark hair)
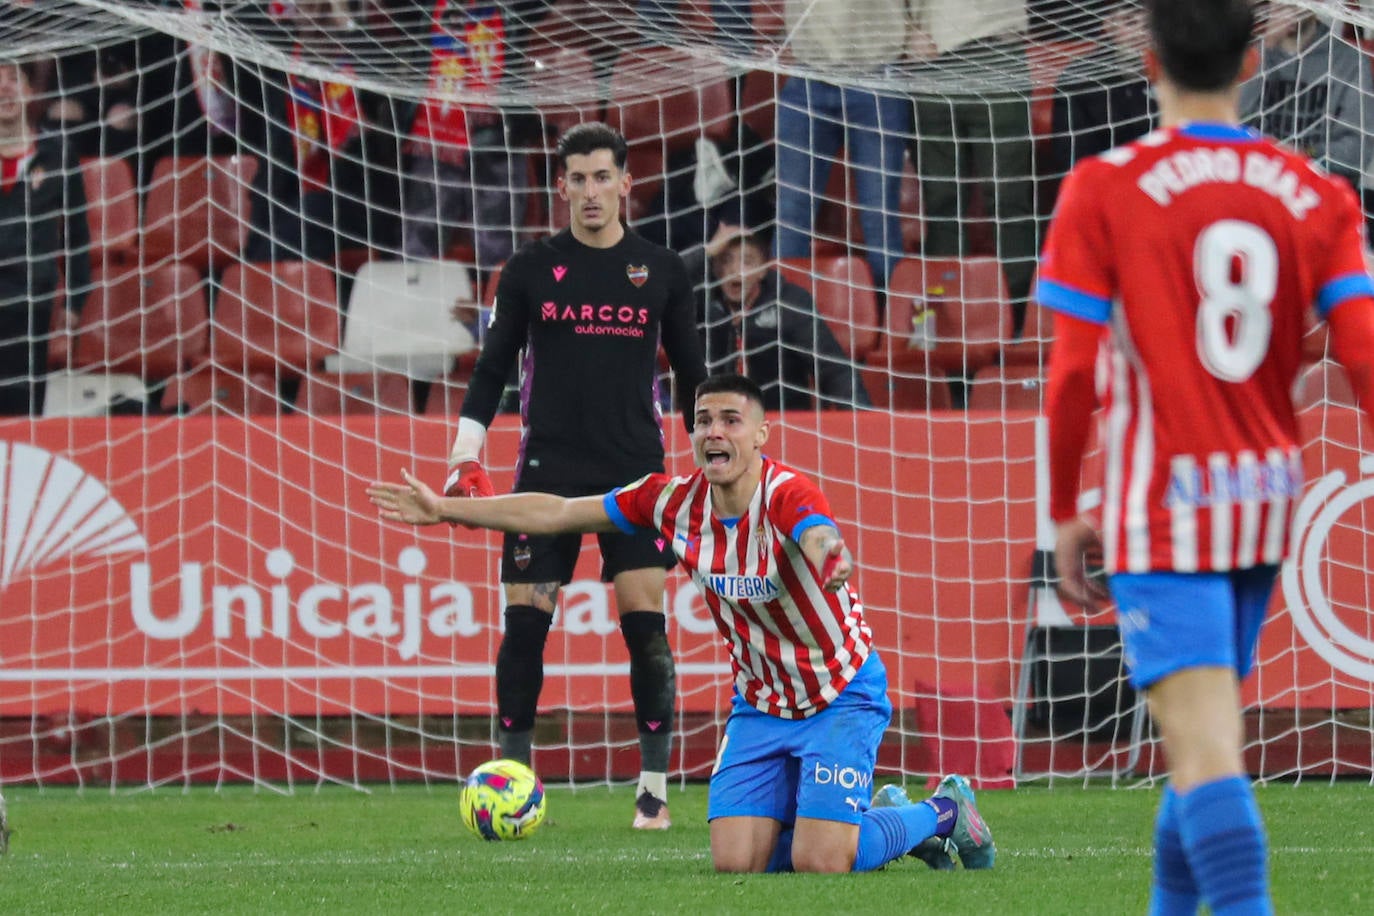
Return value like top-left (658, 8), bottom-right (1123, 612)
top-left (1147, 0), bottom-right (1254, 92)
top-left (696, 374), bottom-right (766, 412)
top-left (555, 122), bottom-right (628, 171)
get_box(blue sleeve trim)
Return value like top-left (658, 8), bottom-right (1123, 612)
top-left (1036, 278), bottom-right (1112, 324)
top-left (602, 490), bottom-right (640, 535)
top-left (1316, 272), bottom-right (1374, 317)
top-left (790, 514), bottom-right (837, 543)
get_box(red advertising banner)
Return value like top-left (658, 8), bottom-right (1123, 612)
top-left (0, 409), bottom-right (1369, 718)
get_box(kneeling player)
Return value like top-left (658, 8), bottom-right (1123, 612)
top-left (370, 374), bottom-right (997, 872)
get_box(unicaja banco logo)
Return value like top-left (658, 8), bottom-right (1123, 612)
top-left (0, 441), bottom-right (147, 588)
top-left (1283, 456), bottom-right (1374, 682)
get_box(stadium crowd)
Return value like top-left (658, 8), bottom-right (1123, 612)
top-left (4, 0), bottom-right (1371, 416)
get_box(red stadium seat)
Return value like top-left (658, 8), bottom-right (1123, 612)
top-left (143, 154), bottom-right (258, 272)
top-left (161, 363), bottom-right (284, 415)
top-left (777, 256), bottom-right (880, 361)
top-left (298, 371), bottom-right (414, 415)
top-left (80, 157), bottom-right (138, 269)
top-left (966, 363), bottom-right (1046, 412)
top-left (212, 260), bottom-right (339, 377)
top-left (73, 264), bottom-right (209, 382)
top-left (886, 257), bottom-right (1010, 376)
top-left (858, 363), bottom-right (953, 411)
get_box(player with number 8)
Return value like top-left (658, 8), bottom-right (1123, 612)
top-left (1039, 2), bottom-right (1374, 913)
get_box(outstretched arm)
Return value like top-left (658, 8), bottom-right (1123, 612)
top-left (368, 470), bottom-right (618, 534)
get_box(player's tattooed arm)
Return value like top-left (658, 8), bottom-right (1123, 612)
top-left (798, 524), bottom-right (853, 592)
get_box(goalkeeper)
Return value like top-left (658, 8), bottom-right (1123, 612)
top-left (443, 122), bottom-right (706, 831)
top-left (371, 373), bottom-right (996, 873)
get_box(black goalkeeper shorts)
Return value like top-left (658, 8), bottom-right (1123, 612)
top-left (499, 483), bottom-right (674, 585)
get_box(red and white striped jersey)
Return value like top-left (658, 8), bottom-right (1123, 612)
top-left (1039, 123), bottom-right (1374, 574)
top-left (604, 457), bottom-right (873, 719)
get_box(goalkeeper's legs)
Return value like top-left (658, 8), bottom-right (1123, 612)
top-left (494, 591), bottom-right (557, 766)
top-left (614, 567), bottom-right (676, 830)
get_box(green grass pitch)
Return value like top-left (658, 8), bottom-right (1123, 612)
top-left (0, 782), bottom-right (1368, 914)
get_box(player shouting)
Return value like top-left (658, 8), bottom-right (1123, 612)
top-left (371, 374), bottom-right (996, 873)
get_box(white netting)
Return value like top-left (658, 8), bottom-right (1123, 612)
top-left (0, 0), bottom-right (1371, 791)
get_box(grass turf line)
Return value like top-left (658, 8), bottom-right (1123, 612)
top-left (0, 782), bottom-right (1368, 914)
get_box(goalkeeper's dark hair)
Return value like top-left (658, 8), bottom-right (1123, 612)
top-left (555, 122), bottom-right (628, 171)
top-left (1147, 0), bottom-right (1254, 92)
top-left (696, 374), bottom-right (766, 413)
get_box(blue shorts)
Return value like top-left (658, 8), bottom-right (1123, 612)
top-left (707, 652), bottom-right (892, 826)
top-left (1108, 566), bottom-right (1279, 689)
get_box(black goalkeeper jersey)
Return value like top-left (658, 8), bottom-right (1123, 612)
top-left (461, 227), bottom-right (707, 490)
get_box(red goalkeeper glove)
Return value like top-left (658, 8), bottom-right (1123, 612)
top-left (444, 460), bottom-right (495, 499)
top-left (443, 460), bottom-right (495, 529)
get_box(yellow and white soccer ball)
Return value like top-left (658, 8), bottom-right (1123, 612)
top-left (459, 758), bottom-right (547, 841)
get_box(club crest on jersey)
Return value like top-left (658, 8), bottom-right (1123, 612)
top-left (513, 541), bottom-right (532, 570)
top-left (626, 264), bottom-right (649, 287)
top-left (30, 167), bottom-right (45, 190)
top-left (755, 525), bottom-right (768, 550)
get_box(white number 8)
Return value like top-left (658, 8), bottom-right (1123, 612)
top-left (1194, 219), bottom-right (1278, 382)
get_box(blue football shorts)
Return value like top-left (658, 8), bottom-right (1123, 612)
top-left (1107, 565), bottom-right (1279, 689)
top-left (707, 651), bottom-right (893, 826)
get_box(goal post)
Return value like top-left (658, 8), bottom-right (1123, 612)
top-left (0, 0), bottom-right (1372, 791)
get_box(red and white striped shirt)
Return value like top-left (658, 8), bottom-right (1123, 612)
top-left (1040, 123), bottom-right (1374, 574)
top-left (605, 457), bottom-right (873, 719)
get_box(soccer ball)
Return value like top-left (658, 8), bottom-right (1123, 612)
top-left (459, 759), bottom-right (547, 841)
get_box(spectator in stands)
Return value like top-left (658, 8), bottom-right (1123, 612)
top-left (1239, 3), bottom-right (1374, 202)
top-left (637, 121), bottom-right (775, 257)
top-left (399, 0), bottom-right (526, 278)
top-left (775, 0), bottom-right (911, 290)
top-left (1050, 1), bottom-right (1155, 173)
top-left (36, 43), bottom-right (141, 163)
top-left (0, 59), bottom-right (91, 415)
top-left (243, 0), bottom-right (403, 263)
top-left (690, 223), bottom-right (872, 412)
top-left (906, 1), bottom-right (1038, 332)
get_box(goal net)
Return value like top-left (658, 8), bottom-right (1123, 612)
top-left (1, 0), bottom-right (1371, 792)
